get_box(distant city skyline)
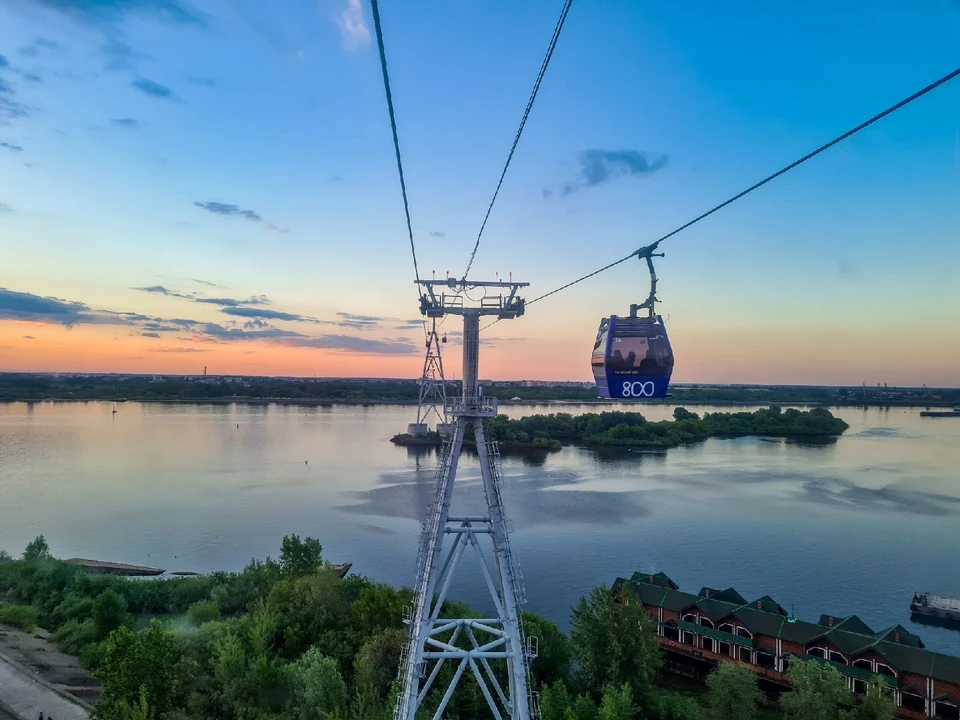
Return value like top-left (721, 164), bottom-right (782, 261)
top-left (1, 0), bottom-right (959, 387)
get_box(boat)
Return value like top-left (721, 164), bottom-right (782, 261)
top-left (910, 592), bottom-right (960, 624)
top-left (919, 408), bottom-right (960, 417)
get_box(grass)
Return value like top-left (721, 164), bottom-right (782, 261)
top-left (0, 604), bottom-right (38, 633)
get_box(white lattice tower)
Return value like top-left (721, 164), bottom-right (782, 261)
top-left (395, 279), bottom-right (538, 720)
top-left (416, 318), bottom-right (449, 430)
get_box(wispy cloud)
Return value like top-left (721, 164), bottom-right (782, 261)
top-left (336, 0), bottom-right (371, 51)
top-left (132, 285), bottom-right (271, 307)
top-left (0, 142), bottom-right (22, 152)
top-left (0, 55), bottom-right (30, 123)
top-left (33, 0), bottom-right (208, 28)
top-left (335, 312), bottom-right (383, 330)
top-left (131, 77), bottom-right (177, 100)
top-left (550, 149), bottom-right (669, 197)
top-left (18, 38), bottom-right (59, 59)
top-left (281, 334), bottom-right (417, 355)
top-left (195, 201), bottom-right (260, 222)
top-left (111, 118), bottom-right (140, 128)
top-left (150, 346), bottom-right (210, 353)
top-left (221, 307), bottom-right (316, 323)
top-left (22, 335), bottom-right (35, 340)
top-left (3, 287), bottom-right (418, 355)
top-left (194, 200), bottom-right (289, 233)
top-left (184, 75), bottom-right (216, 87)
top-left (0, 203), bottom-right (12, 213)
top-left (191, 278), bottom-right (221, 288)
top-left (429, 231), bottom-right (445, 238)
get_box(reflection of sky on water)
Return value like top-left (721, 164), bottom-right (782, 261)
top-left (1, 401), bottom-right (959, 654)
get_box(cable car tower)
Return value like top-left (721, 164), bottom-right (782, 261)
top-left (395, 276), bottom-right (538, 720)
top-left (408, 318), bottom-right (453, 438)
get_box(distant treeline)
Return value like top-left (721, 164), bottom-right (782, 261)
top-left (1, 374), bottom-right (956, 406)
top-left (397, 406), bottom-right (850, 450)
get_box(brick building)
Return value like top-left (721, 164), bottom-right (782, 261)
top-left (612, 571), bottom-right (960, 720)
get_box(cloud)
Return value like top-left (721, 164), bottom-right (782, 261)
top-left (150, 346), bottom-right (210, 353)
top-left (0, 56), bottom-right (8, 70)
top-left (221, 307), bottom-right (316, 323)
top-left (131, 77), bottom-right (177, 99)
top-left (0, 142), bottom-right (21, 152)
top-left (18, 71), bottom-right (42, 84)
top-left (191, 278), bottom-right (221, 287)
top-left (335, 312), bottom-right (383, 330)
top-left (429, 231), bottom-right (445, 238)
top-left (0, 203), bottom-right (11, 212)
top-left (111, 118), bottom-right (140, 128)
top-left (22, 335), bottom-right (35, 339)
top-left (33, 0), bottom-right (208, 28)
top-left (336, 0), bottom-right (371, 51)
top-left (18, 38), bottom-right (59, 58)
top-left (141, 331), bottom-right (161, 338)
top-left (184, 76), bottom-right (216, 86)
top-left (553, 149), bottom-right (669, 197)
top-left (0, 288), bottom-right (90, 326)
top-left (132, 285), bottom-right (271, 307)
top-left (194, 200), bottom-right (261, 222)
top-left (281, 334), bottom-right (417, 355)
top-left (0, 58), bottom-right (30, 123)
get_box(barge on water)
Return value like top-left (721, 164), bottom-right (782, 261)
top-left (613, 571), bottom-right (960, 720)
top-left (911, 593), bottom-right (960, 625)
top-left (920, 408), bottom-right (960, 417)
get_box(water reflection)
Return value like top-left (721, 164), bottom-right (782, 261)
top-left (1, 401), bottom-right (959, 655)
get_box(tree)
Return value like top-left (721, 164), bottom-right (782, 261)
top-left (653, 690), bottom-right (703, 720)
top-left (522, 611), bottom-right (572, 689)
top-left (706, 663), bottom-right (763, 720)
top-left (780, 659), bottom-right (849, 720)
top-left (597, 684), bottom-right (634, 720)
top-left (673, 407), bottom-right (700, 421)
top-left (354, 629), bottom-right (406, 697)
top-left (95, 620), bottom-right (178, 720)
top-left (852, 685), bottom-right (895, 720)
top-left (540, 682), bottom-right (574, 720)
top-left (186, 599), bottom-right (221, 626)
top-left (570, 585), bottom-right (661, 702)
top-left (280, 534), bottom-right (324, 578)
top-left (296, 648), bottom-right (349, 720)
top-left (351, 583), bottom-right (411, 636)
top-left (92, 590), bottom-right (129, 639)
top-left (22, 535), bottom-right (51, 562)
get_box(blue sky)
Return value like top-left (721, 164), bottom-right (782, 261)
top-left (1, 0), bottom-right (959, 384)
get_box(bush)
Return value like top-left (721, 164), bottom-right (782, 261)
top-left (0, 603), bottom-right (39, 632)
top-left (187, 600), bottom-right (221, 626)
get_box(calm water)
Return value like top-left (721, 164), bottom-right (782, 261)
top-left (1, 401), bottom-right (959, 656)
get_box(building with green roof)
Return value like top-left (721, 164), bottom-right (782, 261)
top-left (612, 572), bottom-right (960, 720)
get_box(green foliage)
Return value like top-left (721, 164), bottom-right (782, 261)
top-left (280, 534), bottom-right (325, 578)
top-left (522, 610), bottom-right (572, 689)
top-left (851, 685), bottom-right (895, 720)
top-left (186, 599), bottom-right (221, 626)
top-left (23, 534), bottom-right (51, 562)
top-left (0, 603), bottom-right (38, 631)
top-left (570, 585), bottom-right (661, 703)
top-left (706, 663), bottom-right (763, 720)
top-left (477, 407), bottom-right (848, 450)
top-left (780, 659), bottom-right (849, 720)
top-left (92, 590), bottom-right (130, 639)
top-left (95, 620), bottom-right (179, 720)
top-left (652, 689), bottom-right (704, 720)
top-left (597, 684), bottom-right (634, 720)
top-left (354, 629), bottom-right (406, 698)
top-left (295, 648), bottom-right (349, 720)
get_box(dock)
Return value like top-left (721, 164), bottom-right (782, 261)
top-left (911, 592), bottom-right (960, 624)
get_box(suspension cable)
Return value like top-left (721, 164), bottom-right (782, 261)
top-left (527, 64), bottom-right (960, 307)
top-left (461, 0), bottom-right (575, 281)
top-left (480, 64), bottom-right (960, 331)
top-left (370, 0), bottom-right (421, 284)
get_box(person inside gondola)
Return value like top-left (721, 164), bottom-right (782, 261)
top-left (638, 346), bottom-right (659, 372)
top-left (611, 349), bottom-right (624, 370)
top-left (624, 350), bottom-right (637, 369)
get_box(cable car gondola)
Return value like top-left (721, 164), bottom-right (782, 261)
top-left (592, 245), bottom-right (674, 399)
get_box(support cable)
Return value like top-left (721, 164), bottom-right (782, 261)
top-left (481, 64), bottom-right (960, 330)
top-left (461, 0), bottom-right (575, 281)
top-left (370, 0), bottom-right (421, 285)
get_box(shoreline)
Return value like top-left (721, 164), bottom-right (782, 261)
top-left (1, 396), bottom-right (957, 409)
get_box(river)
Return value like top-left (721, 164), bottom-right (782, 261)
top-left (1, 400), bottom-right (958, 656)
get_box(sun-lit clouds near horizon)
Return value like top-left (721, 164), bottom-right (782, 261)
top-left (0, 0), bottom-right (959, 384)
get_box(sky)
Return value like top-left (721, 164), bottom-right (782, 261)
top-left (1, 0), bottom-right (959, 386)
